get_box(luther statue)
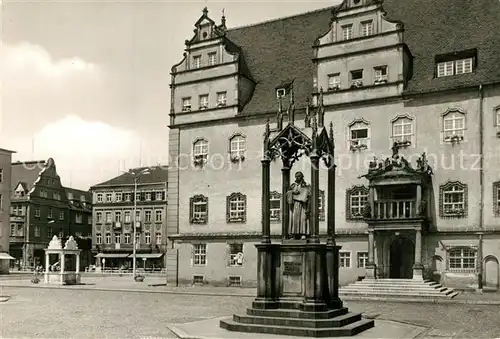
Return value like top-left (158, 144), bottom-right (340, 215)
top-left (286, 171), bottom-right (311, 239)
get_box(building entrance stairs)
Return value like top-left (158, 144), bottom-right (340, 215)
top-left (339, 278), bottom-right (458, 300)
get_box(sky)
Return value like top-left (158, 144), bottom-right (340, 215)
top-left (0, 0), bottom-right (338, 190)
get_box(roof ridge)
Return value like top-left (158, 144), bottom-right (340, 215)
top-left (225, 5), bottom-right (336, 32)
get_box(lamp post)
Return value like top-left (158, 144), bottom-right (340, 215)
top-left (122, 168), bottom-right (150, 279)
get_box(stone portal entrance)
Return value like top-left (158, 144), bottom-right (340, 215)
top-left (389, 236), bottom-right (415, 279)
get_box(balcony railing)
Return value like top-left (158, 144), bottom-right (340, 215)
top-left (373, 200), bottom-right (417, 220)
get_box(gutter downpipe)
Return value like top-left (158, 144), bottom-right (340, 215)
top-left (478, 84), bottom-right (484, 291)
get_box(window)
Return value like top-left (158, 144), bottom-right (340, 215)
top-left (208, 52), bottom-right (217, 66)
top-left (156, 191), bottom-right (164, 201)
top-left (348, 119), bottom-right (370, 151)
top-left (392, 115), bottom-right (413, 144)
top-left (190, 195), bottom-right (208, 224)
top-left (182, 97), bottom-right (191, 112)
top-left (448, 247), bottom-right (476, 270)
top-left (97, 193), bottom-right (103, 203)
top-left (114, 233), bottom-right (121, 244)
top-left (135, 210), bottom-right (141, 222)
top-left (96, 233), bottom-right (102, 244)
top-left (226, 192), bottom-right (247, 223)
top-left (59, 211), bottom-right (64, 220)
top-left (47, 227), bottom-right (52, 239)
top-left (135, 192), bottom-right (141, 202)
top-left (124, 211), bottom-right (131, 223)
top-left (0, 169), bottom-right (2, 182)
top-left (48, 208), bottom-right (53, 219)
top-left (76, 213), bottom-right (83, 224)
top-left (145, 232), bottom-right (151, 244)
top-left (115, 211), bottom-right (122, 222)
top-left (145, 210), bottom-right (152, 222)
top-left (124, 193), bottom-right (132, 202)
top-left (228, 276), bottom-right (241, 287)
top-left (346, 186), bottom-right (368, 219)
top-left (350, 70), bottom-right (363, 87)
top-left (124, 233), bottom-right (131, 244)
top-left (199, 95), bottom-right (209, 110)
top-left (155, 232), bottom-right (162, 244)
top-left (229, 134), bottom-right (246, 159)
top-left (361, 20), bottom-right (373, 36)
top-left (192, 55), bottom-right (201, 69)
top-left (105, 233), bottom-right (112, 244)
top-left (228, 243), bottom-right (244, 266)
top-left (88, 216), bottom-right (92, 225)
top-left (217, 92), bottom-right (227, 107)
top-left (342, 24), bottom-right (353, 40)
top-left (192, 244), bottom-right (207, 266)
top-left (193, 139), bottom-right (209, 165)
top-left (135, 233), bottom-right (141, 245)
top-left (192, 275), bottom-right (204, 284)
top-left (106, 193), bottom-right (112, 202)
top-left (40, 190), bottom-right (47, 198)
top-left (496, 108), bottom-right (500, 127)
top-left (440, 181), bottom-right (467, 218)
top-left (155, 210), bottom-right (163, 223)
top-left (145, 192), bottom-right (152, 201)
top-left (494, 181), bottom-right (500, 217)
top-left (10, 224), bottom-right (15, 236)
top-left (339, 252), bottom-right (351, 268)
top-left (357, 252), bottom-right (368, 268)
top-left (270, 191), bottom-right (282, 221)
top-left (328, 73), bottom-right (340, 91)
top-left (96, 212), bottom-right (102, 223)
top-left (437, 58), bottom-right (473, 77)
top-left (105, 211), bottom-right (112, 223)
top-left (442, 109), bottom-right (465, 142)
top-left (34, 208), bottom-right (40, 217)
top-left (374, 66), bottom-right (388, 83)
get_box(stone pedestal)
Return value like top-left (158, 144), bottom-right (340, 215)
top-left (220, 242), bottom-right (374, 337)
top-left (413, 263), bottom-right (424, 281)
top-left (365, 263), bottom-right (377, 279)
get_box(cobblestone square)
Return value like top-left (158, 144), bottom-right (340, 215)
top-left (1, 286), bottom-right (499, 339)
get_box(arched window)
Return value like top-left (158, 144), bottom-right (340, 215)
top-left (348, 119), bottom-right (370, 151)
top-left (346, 186), bottom-right (368, 220)
top-left (226, 192), bottom-right (247, 223)
top-left (442, 109), bottom-right (466, 142)
top-left (193, 138), bottom-right (209, 166)
top-left (189, 195), bottom-right (208, 224)
top-left (229, 134), bottom-right (246, 161)
top-left (391, 114), bottom-right (414, 146)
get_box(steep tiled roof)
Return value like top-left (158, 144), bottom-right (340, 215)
top-left (225, 6), bottom-right (335, 116)
top-left (383, 0), bottom-right (500, 94)
top-left (11, 160), bottom-right (46, 192)
top-left (219, 0), bottom-right (500, 116)
top-left (91, 165), bottom-right (168, 188)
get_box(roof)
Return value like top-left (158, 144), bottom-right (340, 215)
top-left (187, 0), bottom-right (500, 117)
top-left (383, 0), bottom-right (500, 94)
top-left (224, 6), bottom-right (335, 116)
top-left (11, 160), bottom-right (46, 192)
top-left (0, 148), bottom-right (16, 154)
top-left (91, 165), bottom-right (169, 188)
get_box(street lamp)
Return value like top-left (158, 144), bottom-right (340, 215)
top-left (122, 168), bottom-right (150, 279)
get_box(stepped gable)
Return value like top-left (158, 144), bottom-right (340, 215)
top-left (224, 6), bottom-right (335, 116)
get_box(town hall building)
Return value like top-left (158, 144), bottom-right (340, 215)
top-left (166, 0), bottom-right (500, 291)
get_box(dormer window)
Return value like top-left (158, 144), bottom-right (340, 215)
top-left (435, 49), bottom-right (476, 78)
top-left (182, 97), bottom-right (191, 112)
top-left (361, 21), bottom-right (373, 37)
top-left (199, 95), bottom-right (209, 110)
top-left (342, 24), bottom-right (353, 40)
top-left (374, 66), bottom-right (388, 84)
top-left (192, 55), bottom-right (201, 69)
top-left (208, 52), bottom-right (217, 66)
top-left (328, 73), bottom-right (340, 91)
top-left (350, 70), bottom-right (363, 88)
top-left (217, 92), bottom-right (227, 107)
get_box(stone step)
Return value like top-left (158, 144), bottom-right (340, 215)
top-left (339, 292), bottom-right (459, 301)
top-left (220, 318), bottom-right (375, 337)
top-left (340, 290), bottom-right (458, 299)
top-left (353, 279), bottom-right (438, 285)
top-left (246, 307), bottom-right (349, 319)
top-left (340, 285), bottom-right (448, 292)
top-left (233, 312), bottom-right (362, 329)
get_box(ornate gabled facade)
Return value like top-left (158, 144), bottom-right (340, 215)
top-left (167, 0), bottom-right (500, 291)
top-left (9, 158), bottom-right (93, 270)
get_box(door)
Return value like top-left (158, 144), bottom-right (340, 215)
top-left (389, 236), bottom-right (415, 279)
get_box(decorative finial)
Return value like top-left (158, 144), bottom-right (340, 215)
top-left (203, 6), bottom-right (208, 15)
top-left (221, 8), bottom-right (226, 27)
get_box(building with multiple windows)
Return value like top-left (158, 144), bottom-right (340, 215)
top-left (0, 148), bottom-right (15, 273)
top-left (167, 0), bottom-right (500, 290)
top-left (90, 166), bottom-right (168, 271)
top-left (9, 158), bottom-right (93, 270)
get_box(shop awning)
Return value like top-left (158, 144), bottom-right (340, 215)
top-left (134, 253), bottom-right (164, 259)
top-left (0, 252), bottom-right (15, 260)
top-left (94, 253), bottom-right (130, 258)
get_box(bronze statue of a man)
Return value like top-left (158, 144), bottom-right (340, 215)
top-left (286, 171), bottom-right (311, 239)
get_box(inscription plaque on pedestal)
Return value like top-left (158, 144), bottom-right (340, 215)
top-left (282, 254), bottom-right (303, 294)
